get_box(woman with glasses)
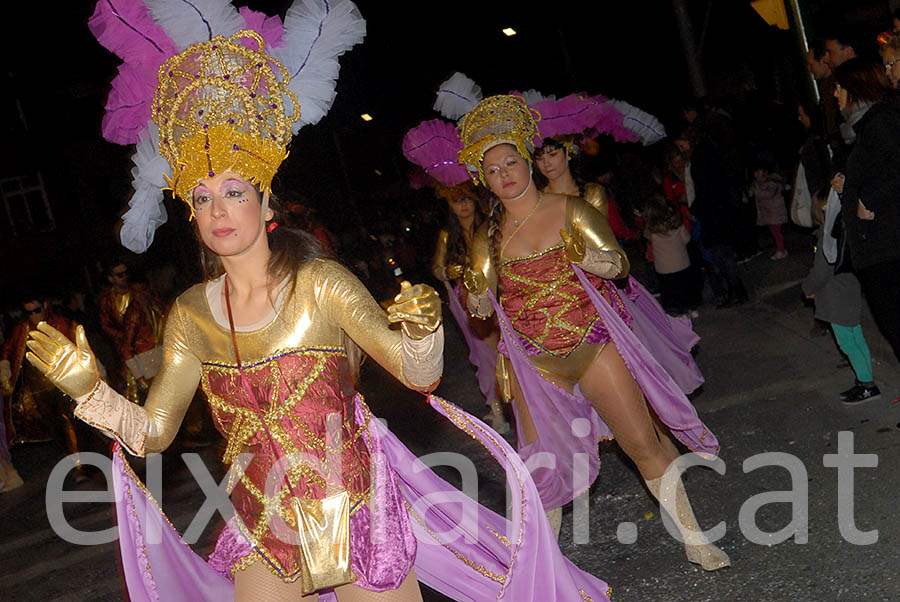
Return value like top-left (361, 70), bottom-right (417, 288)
top-left (878, 31), bottom-right (900, 88)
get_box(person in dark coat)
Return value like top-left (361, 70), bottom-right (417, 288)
top-left (688, 110), bottom-right (750, 307)
top-left (831, 56), bottom-right (900, 364)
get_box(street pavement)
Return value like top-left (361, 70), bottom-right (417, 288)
top-left (2, 225), bottom-right (899, 601)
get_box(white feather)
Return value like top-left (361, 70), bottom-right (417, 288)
top-left (433, 72), bottom-right (482, 121)
top-left (145, 0), bottom-right (243, 51)
top-left (520, 89), bottom-right (554, 105)
top-left (610, 99), bottom-right (667, 146)
top-left (120, 124), bottom-right (171, 253)
top-left (272, 0), bottom-right (366, 131)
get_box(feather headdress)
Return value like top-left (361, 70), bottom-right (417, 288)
top-left (88, 0), bottom-right (365, 252)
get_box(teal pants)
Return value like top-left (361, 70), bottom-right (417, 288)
top-left (831, 323), bottom-right (874, 384)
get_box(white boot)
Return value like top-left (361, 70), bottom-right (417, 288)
top-left (545, 506), bottom-right (562, 540)
top-left (645, 476), bottom-right (730, 571)
top-left (0, 458), bottom-right (23, 493)
top-left (482, 400), bottom-right (510, 435)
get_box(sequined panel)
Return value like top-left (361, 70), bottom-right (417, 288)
top-left (499, 245), bottom-right (629, 357)
top-left (201, 347), bottom-right (371, 581)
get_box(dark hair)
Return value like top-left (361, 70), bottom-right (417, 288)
top-left (833, 56), bottom-right (897, 106)
top-left (103, 256), bottom-right (129, 275)
top-left (440, 184), bottom-right (487, 266)
top-left (810, 38), bottom-right (828, 61)
top-left (533, 137), bottom-right (587, 195)
top-left (643, 194), bottom-right (682, 235)
top-left (823, 27), bottom-right (866, 55)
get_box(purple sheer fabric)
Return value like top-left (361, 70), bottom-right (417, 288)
top-left (622, 276), bottom-right (704, 394)
top-left (445, 281), bottom-right (498, 406)
top-left (573, 266), bottom-right (718, 456)
top-left (111, 394), bottom-right (612, 601)
top-left (491, 267), bottom-right (719, 510)
top-left (489, 291), bottom-right (606, 511)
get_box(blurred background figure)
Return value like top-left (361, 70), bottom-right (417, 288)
top-left (1, 293), bottom-right (91, 483)
top-left (96, 258), bottom-right (164, 403)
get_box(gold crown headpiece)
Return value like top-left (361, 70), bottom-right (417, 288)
top-left (152, 30), bottom-right (300, 215)
top-left (457, 94), bottom-right (541, 185)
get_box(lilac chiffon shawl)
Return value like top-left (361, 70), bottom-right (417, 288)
top-left (491, 266), bottom-right (718, 511)
top-left (622, 276), bottom-right (704, 395)
top-left (110, 395), bottom-right (612, 601)
top-left (445, 281), bottom-right (498, 406)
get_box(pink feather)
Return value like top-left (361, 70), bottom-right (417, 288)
top-left (239, 6), bottom-right (285, 50)
top-left (402, 119), bottom-right (469, 187)
top-left (88, 0), bottom-right (177, 63)
top-left (88, 0), bottom-right (178, 144)
top-left (530, 93), bottom-right (603, 139)
top-left (101, 62), bottom-right (165, 145)
top-left (585, 95), bottom-right (640, 143)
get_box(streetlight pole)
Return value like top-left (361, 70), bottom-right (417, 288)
top-left (672, 0), bottom-right (707, 98)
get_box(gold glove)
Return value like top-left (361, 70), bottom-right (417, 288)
top-left (463, 267), bottom-right (487, 295)
top-left (560, 227), bottom-right (586, 264)
top-left (445, 263), bottom-right (465, 280)
top-left (387, 281), bottom-right (441, 340)
top-left (25, 322), bottom-right (100, 399)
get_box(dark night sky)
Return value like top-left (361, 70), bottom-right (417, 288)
top-left (2, 0), bottom-right (888, 299)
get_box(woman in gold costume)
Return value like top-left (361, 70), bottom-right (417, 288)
top-left (461, 95), bottom-right (729, 570)
top-left (430, 182), bottom-right (509, 433)
top-left (22, 2), bottom-right (619, 600)
top-left (25, 23), bottom-right (443, 601)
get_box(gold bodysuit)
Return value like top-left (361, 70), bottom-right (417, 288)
top-left (467, 196), bottom-right (629, 394)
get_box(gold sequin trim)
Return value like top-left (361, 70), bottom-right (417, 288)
top-left (487, 526), bottom-right (511, 548)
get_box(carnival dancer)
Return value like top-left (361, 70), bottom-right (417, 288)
top-left (403, 118), bottom-right (509, 434)
top-left (533, 136), bottom-right (704, 395)
top-left (1, 294), bottom-right (91, 483)
top-left (431, 74), bottom-right (702, 397)
top-left (24, 2), bottom-right (614, 600)
top-left (460, 95), bottom-right (728, 570)
top-left (431, 183), bottom-right (510, 433)
top-left (97, 259), bottom-right (165, 403)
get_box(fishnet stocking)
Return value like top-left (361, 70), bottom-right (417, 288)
top-left (234, 561), bottom-right (423, 602)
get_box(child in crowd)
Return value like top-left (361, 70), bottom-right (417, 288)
top-left (750, 162), bottom-right (788, 260)
top-left (802, 201), bottom-right (880, 405)
top-left (643, 194), bottom-right (702, 317)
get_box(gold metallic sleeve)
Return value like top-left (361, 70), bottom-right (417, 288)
top-left (464, 222), bottom-right (498, 318)
top-left (466, 223), bottom-right (498, 295)
top-left (567, 195), bottom-right (630, 279)
top-left (141, 300), bottom-right (203, 454)
top-left (583, 183), bottom-right (610, 219)
top-left (432, 229), bottom-right (449, 281)
top-left (310, 259), bottom-right (412, 387)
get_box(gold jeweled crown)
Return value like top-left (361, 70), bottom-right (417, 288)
top-left (457, 94), bottom-right (541, 185)
top-left (152, 30), bottom-right (300, 215)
